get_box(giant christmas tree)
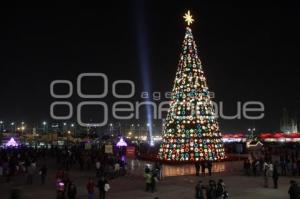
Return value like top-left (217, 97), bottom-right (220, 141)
top-left (159, 11), bottom-right (225, 162)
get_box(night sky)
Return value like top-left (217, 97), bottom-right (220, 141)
top-left (0, 1), bottom-right (299, 132)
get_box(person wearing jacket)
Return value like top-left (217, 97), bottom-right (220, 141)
top-left (288, 180), bottom-right (300, 199)
top-left (195, 180), bottom-right (205, 199)
top-left (216, 179), bottom-right (225, 199)
top-left (206, 180), bottom-right (217, 199)
top-left (67, 181), bottom-right (77, 199)
top-left (97, 176), bottom-right (108, 199)
top-left (272, 163), bottom-right (279, 189)
top-left (86, 178), bottom-right (95, 199)
top-left (39, 164), bottom-right (47, 185)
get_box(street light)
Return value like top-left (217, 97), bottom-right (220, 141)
top-left (109, 123), bottom-right (113, 136)
top-left (62, 122), bottom-right (67, 133)
top-left (11, 122), bottom-right (15, 133)
top-left (248, 128), bottom-right (256, 139)
top-left (70, 123), bottom-right (76, 137)
top-left (21, 122), bottom-right (25, 134)
top-left (43, 121), bottom-right (47, 133)
top-left (0, 121), bottom-right (3, 132)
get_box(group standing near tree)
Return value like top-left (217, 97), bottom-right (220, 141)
top-left (195, 179), bottom-right (228, 199)
top-left (195, 160), bottom-right (213, 177)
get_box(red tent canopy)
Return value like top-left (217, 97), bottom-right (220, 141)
top-left (259, 132), bottom-right (300, 139)
top-left (223, 133), bottom-right (245, 138)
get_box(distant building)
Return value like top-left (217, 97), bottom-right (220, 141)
top-left (280, 108), bottom-right (298, 133)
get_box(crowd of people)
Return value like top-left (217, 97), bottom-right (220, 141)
top-left (243, 158), bottom-right (280, 188)
top-left (195, 161), bottom-right (213, 177)
top-left (3, 143), bottom-right (300, 198)
top-left (242, 145), bottom-right (300, 199)
top-left (0, 147), bottom-right (48, 184)
top-left (195, 179), bottom-right (228, 199)
top-left (0, 146), bottom-right (125, 199)
top-left (144, 162), bottom-right (162, 193)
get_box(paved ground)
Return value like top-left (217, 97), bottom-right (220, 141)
top-left (0, 158), bottom-right (297, 199)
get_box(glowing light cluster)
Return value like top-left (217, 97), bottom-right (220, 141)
top-left (158, 20), bottom-right (225, 162)
top-left (183, 10), bottom-right (194, 26)
top-left (5, 137), bottom-right (19, 147)
top-left (116, 137), bottom-right (128, 147)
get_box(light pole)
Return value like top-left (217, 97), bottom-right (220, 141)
top-left (21, 121), bottom-right (25, 134)
top-left (43, 121), bottom-right (47, 133)
top-left (137, 124), bottom-right (141, 156)
top-left (63, 122), bottom-right (67, 133)
top-left (137, 124), bottom-right (141, 140)
top-left (109, 123), bottom-right (113, 136)
top-left (71, 123), bottom-right (75, 137)
top-left (248, 128), bottom-right (256, 139)
top-left (11, 122), bottom-right (15, 133)
top-left (0, 121), bottom-right (3, 132)
top-left (130, 124), bottom-right (135, 139)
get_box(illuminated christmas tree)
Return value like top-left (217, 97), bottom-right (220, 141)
top-left (159, 11), bottom-right (225, 161)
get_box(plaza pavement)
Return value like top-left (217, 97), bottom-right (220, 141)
top-left (0, 158), bottom-right (296, 199)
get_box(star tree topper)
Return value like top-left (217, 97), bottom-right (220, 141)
top-left (183, 10), bottom-right (194, 26)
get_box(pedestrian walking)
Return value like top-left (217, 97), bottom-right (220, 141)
top-left (56, 178), bottom-right (66, 199)
top-left (97, 176), bottom-right (109, 199)
top-left (207, 161), bottom-right (212, 176)
top-left (154, 161), bottom-right (162, 180)
top-left (206, 180), bottom-right (217, 199)
top-left (26, 164), bottom-right (35, 184)
top-left (144, 167), bottom-right (152, 192)
top-left (244, 159), bottom-right (251, 176)
top-left (252, 159), bottom-right (258, 176)
top-left (201, 161), bottom-right (206, 176)
top-left (288, 180), bottom-right (300, 199)
top-left (96, 160), bottom-right (101, 177)
top-left (293, 161), bottom-right (298, 176)
top-left (114, 162), bottom-right (120, 177)
top-left (272, 163), bottom-right (279, 189)
top-left (195, 162), bottom-right (200, 176)
top-left (86, 178), bottom-right (95, 199)
top-left (150, 169), bottom-right (158, 192)
top-left (195, 180), bottom-right (205, 199)
top-left (67, 181), bottom-right (77, 199)
top-left (263, 161), bottom-right (270, 188)
top-left (39, 164), bottom-right (47, 185)
top-left (216, 179), bottom-right (225, 199)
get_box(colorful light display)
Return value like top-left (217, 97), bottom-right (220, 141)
top-left (5, 137), bottom-right (19, 147)
top-left (116, 137), bottom-right (128, 147)
top-left (158, 11), bottom-right (225, 162)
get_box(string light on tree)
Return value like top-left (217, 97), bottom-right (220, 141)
top-left (158, 11), bottom-right (225, 162)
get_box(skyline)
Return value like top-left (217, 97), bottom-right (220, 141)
top-left (0, 2), bottom-right (299, 132)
